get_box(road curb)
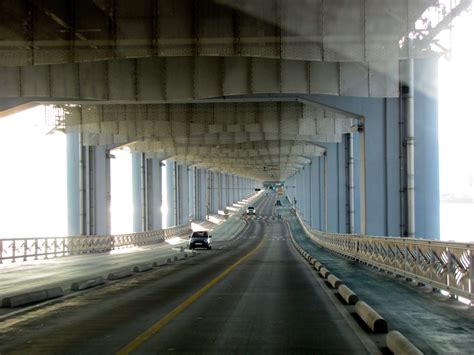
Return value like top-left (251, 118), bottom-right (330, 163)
top-left (2, 287), bottom-right (64, 308)
top-left (319, 267), bottom-right (330, 278)
top-left (327, 274), bottom-right (342, 288)
top-left (108, 269), bottom-right (134, 280)
top-left (386, 330), bottom-right (423, 355)
top-left (338, 284), bottom-right (359, 305)
top-left (133, 263), bottom-right (154, 273)
top-left (71, 277), bottom-right (105, 291)
top-left (355, 300), bottom-right (388, 333)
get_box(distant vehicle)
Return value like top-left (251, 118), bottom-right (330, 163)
top-left (275, 200), bottom-right (282, 206)
top-left (188, 231), bottom-right (212, 250)
top-left (246, 206), bottom-right (256, 215)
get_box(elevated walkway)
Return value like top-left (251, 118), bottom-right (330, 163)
top-left (279, 204), bottom-right (474, 354)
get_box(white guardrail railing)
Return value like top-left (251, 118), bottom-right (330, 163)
top-left (295, 212), bottom-right (473, 301)
top-left (0, 223), bottom-right (191, 264)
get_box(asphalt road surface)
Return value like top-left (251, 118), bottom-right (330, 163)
top-left (0, 195), bottom-right (378, 354)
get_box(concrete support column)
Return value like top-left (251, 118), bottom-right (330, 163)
top-left (404, 55), bottom-right (416, 238)
top-left (358, 123), bottom-right (367, 234)
top-left (224, 174), bottom-right (229, 208)
top-left (212, 172), bottom-right (219, 213)
top-left (193, 167), bottom-right (199, 220)
top-left (310, 157), bottom-right (320, 230)
top-left (239, 177), bottom-right (243, 200)
top-left (347, 134), bottom-right (355, 234)
top-left (149, 159), bottom-right (163, 230)
top-left (175, 164), bottom-right (181, 225)
top-left (296, 170), bottom-right (304, 217)
top-left (164, 160), bottom-right (175, 228)
top-left (132, 153), bottom-right (143, 232)
top-left (131, 155), bottom-right (162, 231)
top-left (189, 166), bottom-right (195, 221)
top-left (231, 175), bottom-right (235, 203)
top-left (92, 146), bottom-right (111, 235)
top-left (67, 133), bottom-right (111, 236)
top-left (84, 145), bottom-right (110, 235)
top-left (194, 168), bottom-right (207, 220)
top-left (205, 169), bottom-right (211, 218)
top-left (200, 169), bottom-right (207, 219)
top-left (177, 164), bottom-right (190, 225)
top-left (67, 133), bottom-right (81, 236)
top-left (303, 165), bottom-right (312, 225)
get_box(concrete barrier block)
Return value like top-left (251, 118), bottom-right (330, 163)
top-left (327, 274), bottom-right (342, 289)
top-left (108, 269), bottom-right (133, 280)
top-left (314, 261), bottom-right (322, 271)
top-left (338, 284), bottom-right (359, 305)
top-left (319, 267), bottom-right (330, 278)
top-left (133, 263), bottom-right (153, 273)
top-left (355, 301), bottom-right (388, 333)
top-left (155, 259), bottom-right (169, 266)
top-left (386, 330), bottom-right (423, 355)
top-left (2, 287), bottom-right (63, 308)
top-left (71, 277), bottom-right (105, 291)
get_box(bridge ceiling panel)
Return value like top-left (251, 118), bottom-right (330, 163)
top-left (0, 0), bottom-right (434, 67)
top-left (79, 123), bottom-right (328, 180)
top-left (127, 140), bottom-right (325, 159)
top-left (0, 56), bottom-right (398, 99)
top-left (59, 102), bottom-right (352, 144)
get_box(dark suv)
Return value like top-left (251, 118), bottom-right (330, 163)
top-left (188, 231), bottom-right (212, 250)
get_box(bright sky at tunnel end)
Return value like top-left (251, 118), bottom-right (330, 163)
top-left (0, 106), bottom-right (67, 238)
top-left (438, 6), bottom-right (474, 243)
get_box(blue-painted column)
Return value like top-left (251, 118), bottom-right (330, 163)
top-left (303, 165), bottom-right (312, 225)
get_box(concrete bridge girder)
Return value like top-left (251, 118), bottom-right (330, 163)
top-left (107, 141), bottom-right (326, 158)
top-left (0, 56), bottom-right (398, 101)
top-left (60, 102), bottom-right (353, 139)
top-left (80, 131), bottom-right (342, 148)
top-left (168, 156), bottom-right (310, 167)
top-left (129, 140), bottom-right (326, 156)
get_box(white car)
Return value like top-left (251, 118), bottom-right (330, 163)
top-left (246, 206), bottom-right (256, 215)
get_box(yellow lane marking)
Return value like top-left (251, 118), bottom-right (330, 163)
top-left (116, 237), bottom-right (266, 355)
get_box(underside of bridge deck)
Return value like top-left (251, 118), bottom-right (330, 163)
top-left (1, 0), bottom-right (465, 238)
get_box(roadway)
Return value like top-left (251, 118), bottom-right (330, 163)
top-left (0, 193), bottom-right (264, 313)
top-left (0, 194), bottom-right (379, 354)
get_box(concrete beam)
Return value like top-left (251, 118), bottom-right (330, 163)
top-left (0, 57), bottom-right (398, 100)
